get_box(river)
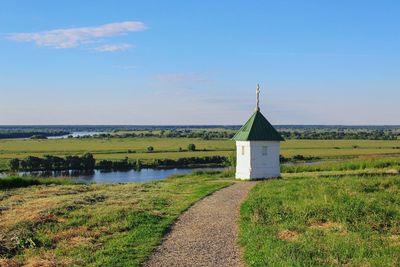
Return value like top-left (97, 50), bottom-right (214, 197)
top-left (47, 131), bottom-right (108, 139)
top-left (0, 167), bottom-right (225, 184)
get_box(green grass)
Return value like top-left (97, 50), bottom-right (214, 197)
top-left (0, 172), bottom-right (232, 266)
top-left (1, 138), bottom-right (400, 170)
top-left (0, 138), bottom-right (235, 171)
top-left (240, 174), bottom-right (400, 266)
top-left (281, 139), bottom-right (400, 158)
top-left (282, 157), bottom-right (400, 173)
top-left (0, 159), bottom-right (8, 172)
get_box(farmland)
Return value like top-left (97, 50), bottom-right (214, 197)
top-left (1, 137), bottom-right (400, 171)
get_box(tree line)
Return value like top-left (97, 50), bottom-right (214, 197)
top-left (9, 154), bottom-right (96, 172)
top-left (97, 156), bottom-right (229, 170)
top-left (279, 130), bottom-right (399, 140)
top-left (91, 131), bottom-right (235, 140)
top-left (2, 126), bottom-right (400, 140)
top-left (8, 153), bottom-right (320, 172)
top-left (89, 129), bottom-right (400, 141)
top-left (9, 154), bottom-right (230, 172)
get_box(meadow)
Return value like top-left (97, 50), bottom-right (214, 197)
top-left (0, 172), bottom-right (232, 266)
top-left (1, 156), bottom-right (399, 264)
top-left (1, 165), bottom-right (400, 266)
top-left (1, 137), bottom-right (400, 171)
top-left (240, 173), bottom-right (400, 266)
top-left (1, 135), bottom-right (400, 265)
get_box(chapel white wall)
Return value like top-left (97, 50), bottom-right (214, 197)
top-left (235, 141), bottom-right (281, 180)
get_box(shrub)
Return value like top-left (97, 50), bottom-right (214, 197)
top-left (136, 159), bottom-right (142, 170)
top-left (187, 144), bottom-right (196, 151)
top-left (81, 153), bottom-right (96, 170)
top-left (9, 158), bottom-right (20, 171)
top-left (112, 157), bottom-right (133, 170)
top-left (97, 160), bottom-right (113, 170)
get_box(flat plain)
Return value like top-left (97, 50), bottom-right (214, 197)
top-left (1, 138), bottom-right (400, 170)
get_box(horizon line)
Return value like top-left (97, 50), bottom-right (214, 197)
top-left (1, 124), bottom-right (400, 127)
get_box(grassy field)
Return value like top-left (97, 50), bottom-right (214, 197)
top-left (1, 137), bottom-right (400, 171)
top-left (0, 172), bottom-right (232, 266)
top-left (282, 139), bottom-right (400, 158)
top-left (2, 160), bottom-right (400, 266)
top-left (282, 157), bottom-right (400, 173)
top-left (240, 173), bottom-right (400, 266)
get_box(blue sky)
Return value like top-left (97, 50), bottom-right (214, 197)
top-left (1, 0), bottom-right (399, 125)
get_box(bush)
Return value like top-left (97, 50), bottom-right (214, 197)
top-left (188, 144), bottom-right (196, 151)
top-left (136, 159), bottom-right (142, 170)
top-left (81, 153), bottom-right (96, 170)
top-left (97, 160), bottom-right (113, 170)
top-left (147, 146), bottom-right (154, 153)
top-left (9, 158), bottom-right (20, 171)
top-left (144, 156), bottom-right (227, 168)
top-left (12, 154), bottom-right (96, 172)
top-left (112, 157), bottom-right (133, 170)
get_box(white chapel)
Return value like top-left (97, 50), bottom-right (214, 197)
top-left (233, 85), bottom-right (284, 180)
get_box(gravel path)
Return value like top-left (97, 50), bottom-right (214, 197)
top-left (143, 181), bottom-right (257, 267)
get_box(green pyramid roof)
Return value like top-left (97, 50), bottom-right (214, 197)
top-left (233, 111), bottom-right (284, 141)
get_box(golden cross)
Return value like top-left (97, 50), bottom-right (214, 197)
top-left (256, 84), bottom-right (260, 111)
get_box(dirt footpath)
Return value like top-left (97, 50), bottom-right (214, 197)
top-left (143, 182), bottom-right (257, 267)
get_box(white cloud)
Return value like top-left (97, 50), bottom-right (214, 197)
top-left (7, 21), bottom-right (146, 49)
top-left (95, 43), bottom-right (133, 52)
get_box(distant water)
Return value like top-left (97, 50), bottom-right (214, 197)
top-left (0, 167), bottom-right (225, 184)
top-left (48, 131), bottom-right (108, 139)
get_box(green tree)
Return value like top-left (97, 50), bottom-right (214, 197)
top-left (81, 153), bottom-right (96, 170)
top-left (66, 155), bottom-right (82, 170)
top-left (97, 160), bottom-right (113, 170)
top-left (9, 158), bottom-right (20, 171)
top-left (24, 156), bottom-right (43, 171)
top-left (42, 155), bottom-right (54, 170)
top-left (187, 144), bottom-right (196, 151)
top-left (136, 159), bottom-right (142, 170)
top-left (147, 146), bottom-right (154, 153)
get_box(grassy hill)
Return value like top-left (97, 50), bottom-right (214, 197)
top-left (1, 164), bottom-right (400, 266)
top-left (0, 172), bottom-right (231, 266)
top-left (240, 172), bottom-right (400, 266)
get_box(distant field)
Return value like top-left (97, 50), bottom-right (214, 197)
top-left (1, 138), bottom-right (400, 170)
top-left (282, 139), bottom-right (400, 158)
